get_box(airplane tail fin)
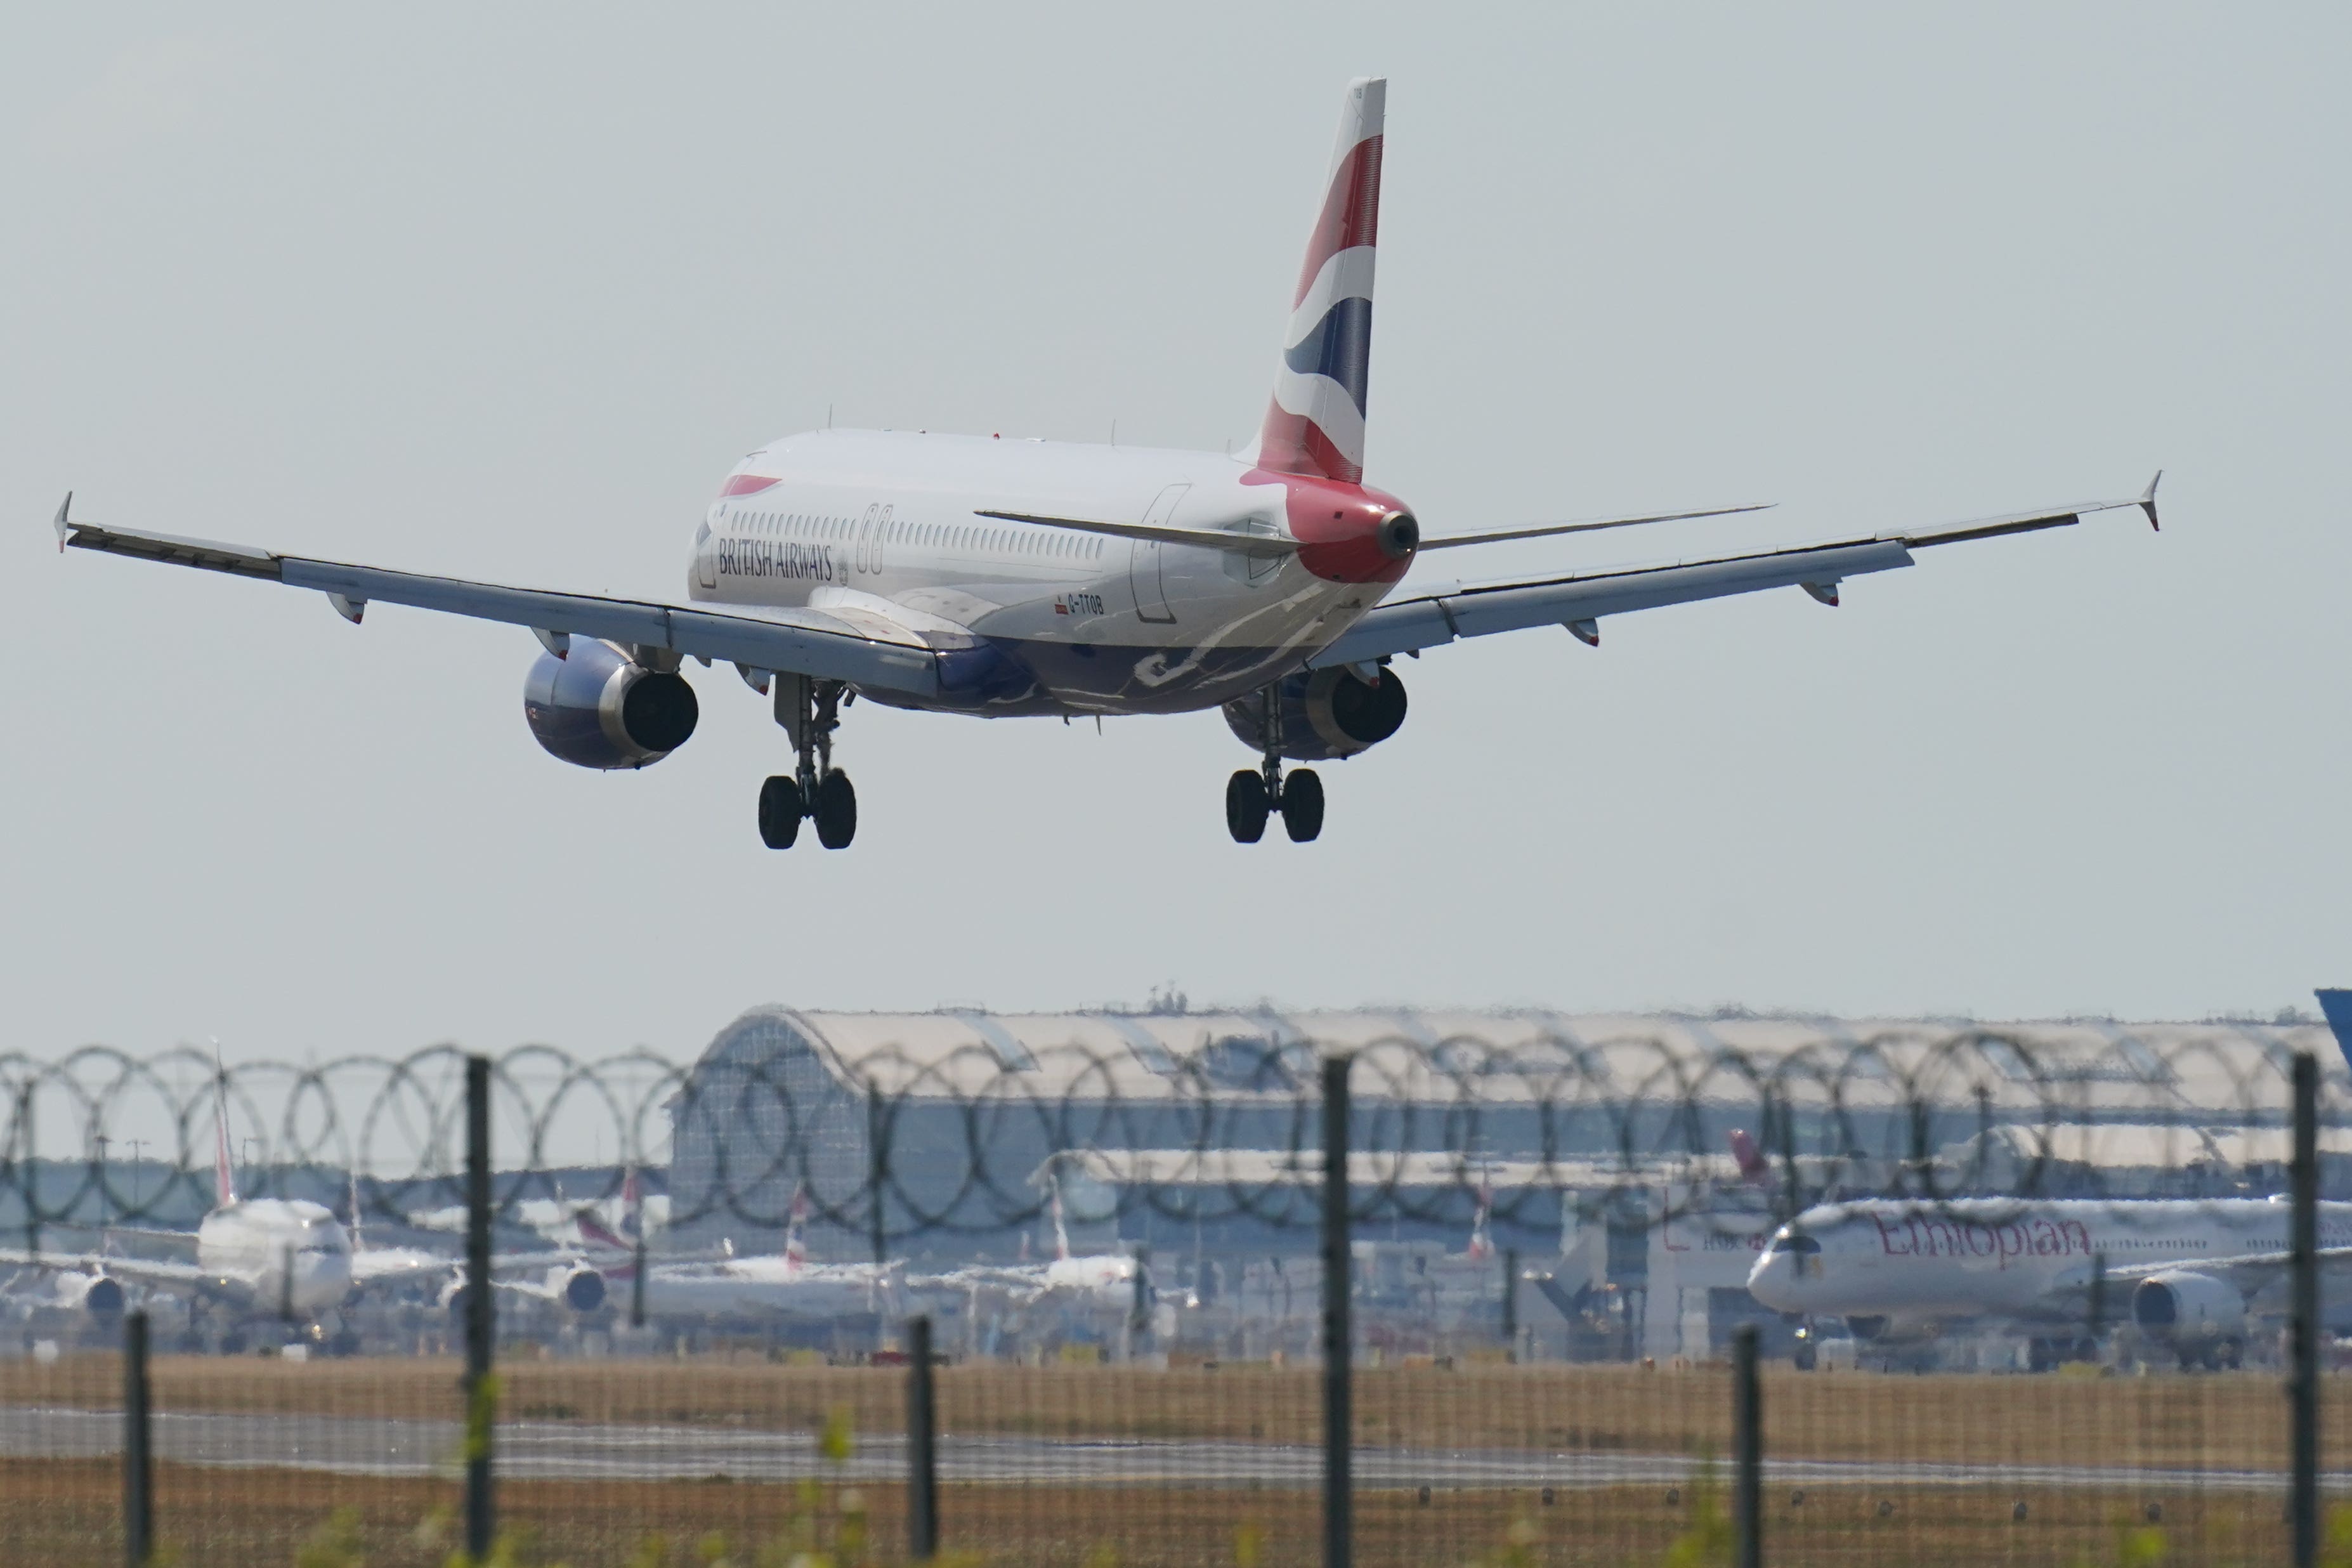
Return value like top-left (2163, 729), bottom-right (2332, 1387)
top-left (212, 1042), bottom-right (238, 1207)
top-left (1050, 1187), bottom-right (1071, 1263)
top-left (1466, 1175), bottom-right (1493, 1262)
top-left (2315, 990), bottom-right (2352, 1078)
top-left (348, 1170), bottom-right (365, 1251)
top-left (1728, 1128), bottom-right (1770, 1187)
top-left (783, 1186), bottom-right (809, 1275)
top-left (1256, 76), bottom-right (1386, 487)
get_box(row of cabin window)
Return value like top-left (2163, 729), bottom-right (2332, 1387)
top-left (733, 510), bottom-right (1105, 560)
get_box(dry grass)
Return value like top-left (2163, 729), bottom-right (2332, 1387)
top-left (0, 1457), bottom-right (2300, 1567)
top-left (2, 1353), bottom-right (2342, 1470)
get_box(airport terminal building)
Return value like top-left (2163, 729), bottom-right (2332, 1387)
top-left (663, 1003), bottom-right (2334, 1262)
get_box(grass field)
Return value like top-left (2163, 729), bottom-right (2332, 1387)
top-left (0, 1356), bottom-right (2334, 1565)
top-left (3, 1352), bottom-right (2344, 1468)
top-left (0, 1458), bottom-right (2306, 1567)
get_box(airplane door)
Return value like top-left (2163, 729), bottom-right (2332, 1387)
top-left (695, 519), bottom-right (721, 590)
top-left (1128, 484), bottom-right (1189, 624)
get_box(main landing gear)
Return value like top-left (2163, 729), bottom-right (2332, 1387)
top-left (760, 675), bottom-right (857, 850)
top-left (1227, 685), bottom-right (1323, 844)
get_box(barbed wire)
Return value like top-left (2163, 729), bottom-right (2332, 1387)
top-left (0, 1030), bottom-right (2337, 1251)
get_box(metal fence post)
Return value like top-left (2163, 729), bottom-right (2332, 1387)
top-left (907, 1314), bottom-right (939, 1561)
top-left (1501, 1245), bottom-right (1519, 1354)
top-left (123, 1308), bottom-right (152, 1568)
top-left (1733, 1322), bottom-right (1761, 1568)
top-left (2291, 1050), bottom-right (2319, 1568)
top-left (1321, 1054), bottom-right (1352, 1568)
top-left (465, 1054), bottom-right (495, 1563)
top-left (630, 1222), bottom-right (648, 1331)
top-left (869, 1082), bottom-right (889, 1269)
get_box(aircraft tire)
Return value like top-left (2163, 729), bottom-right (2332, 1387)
top-left (813, 771), bottom-right (858, 849)
top-left (1225, 771), bottom-right (1269, 843)
top-left (758, 776), bottom-right (802, 849)
top-left (1280, 769), bottom-right (1324, 842)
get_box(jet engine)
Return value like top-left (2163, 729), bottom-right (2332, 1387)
top-left (551, 1263), bottom-right (608, 1313)
top-left (51, 1271), bottom-right (124, 1320)
top-left (1843, 1315), bottom-right (1940, 1346)
top-left (1220, 666), bottom-right (1407, 761)
top-left (2131, 1271), bottom-right (2247, 1346)
top-left (523, 638), bottom-right (699, 769)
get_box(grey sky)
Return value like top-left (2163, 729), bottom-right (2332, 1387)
top-left (4, 6), bottom-right (2347, 1064)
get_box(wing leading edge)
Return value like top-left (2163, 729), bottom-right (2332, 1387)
top-left (1309, 478), bottom-right (2161, 669)
top-left (52, 499), bottom-right (941, 700)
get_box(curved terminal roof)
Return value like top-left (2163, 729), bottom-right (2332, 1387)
top-left (694, 1006), bottom-right (2331, 1118)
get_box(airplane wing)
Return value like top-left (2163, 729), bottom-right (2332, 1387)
top-left (2093, 1244), bottom-right (2352, 1298)
top-left (1307, 478), bottom-right (2161, 669)
top-left (0, 1248), bottom-right (210, 1288)
top-left (51, 500), bottom-right (943, 699)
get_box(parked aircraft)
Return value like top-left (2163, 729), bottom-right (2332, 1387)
top-left (0, 1061), bottom-right (616, 1347)
top-left (605, 1187), bottom-right (900, 1323)
top-left (49, 77), bottom-right (2158, 847)
top-left (911, 1189), bottom-right (1142, 1312)
top-left (1748, 1196), bottom-right (2352, 1371)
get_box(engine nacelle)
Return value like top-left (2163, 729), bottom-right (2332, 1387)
top-left (52, 1272), bottom-right (124, 1319)
top-left (1221, 666), bottom-right (1407, 762)
top-left (523, 639), bottom-right (699, 769)
top-left (554, 1264), bottom-right (607, 1314)
top-left (2132, 1271), bottom-right (2247, 1343)
top-left (1843, 1314), bottom-right (1940, 1346)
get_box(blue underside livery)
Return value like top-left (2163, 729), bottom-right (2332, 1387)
top-left (859, 636), bottom-right (1317, 718)
top-left (1283, 297), bottom-right (1373, 415)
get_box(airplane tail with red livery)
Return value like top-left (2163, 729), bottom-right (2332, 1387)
top-left (1258, 76), bottom-right (1385, 487)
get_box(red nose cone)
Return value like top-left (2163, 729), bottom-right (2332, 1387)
top-left (1243, 471), bottom-right (1417, 584)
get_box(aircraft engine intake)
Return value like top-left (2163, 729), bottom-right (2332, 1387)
top-left (2131, 1271), bottom-right (2246, 1343)
top-left (558, 1265), bottom-right (608, 1314)
top-left (523, 638), bottom-right (699, 769)
top-left (1221, 666), bottom-right (1408, 761)
top-left (54, 1272), bottom-right (124, 1319)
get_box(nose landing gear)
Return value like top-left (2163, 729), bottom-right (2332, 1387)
top-left (759, 675), bottom-right (857, 850)
top-left (1227, 686), bottom-right (1322, 844)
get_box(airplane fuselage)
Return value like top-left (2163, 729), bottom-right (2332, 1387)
top-left (194, 1198), bottom-right (354, 1316)
top-left (689, 430), bottom-right (1413, 717)
top-left (1749, 1197), bottom-right (2352, 1325)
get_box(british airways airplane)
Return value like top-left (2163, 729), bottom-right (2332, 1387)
top-left (51, 78), bottom-right (2159, 847)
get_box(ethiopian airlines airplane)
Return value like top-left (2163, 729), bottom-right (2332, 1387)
top-left (49, 78), bottom-right (2159, 847)
top-left (1748, 1196), bottom-right (2352, 1371)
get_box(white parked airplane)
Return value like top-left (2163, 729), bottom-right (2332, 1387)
top-left (911, 1189), bottom-right (1142, 1312)
top-left (1748, 1196), bottom-right (2352, 1370)
top-left (0, 1068), bottom-right (370, 1343)
top-left (48, 77), bottom-right (2159, 847)
top-left (0, 1065), bottom-right (620, 1345)
top-left (569, 1185), bottom-right (898, 1323)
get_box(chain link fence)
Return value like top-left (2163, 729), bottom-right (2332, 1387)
top-left (1, 1021), bottom-right (2346, 1565)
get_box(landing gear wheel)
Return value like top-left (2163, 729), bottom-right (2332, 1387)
top-left (1225, 770), bottom-right (1270, 844)
top-left (758, 776), bottom-right (803, 849)
top-left (1280, 768), bottom-right (1324, 842)
top-left (813, 771), bottom-right (858, 849)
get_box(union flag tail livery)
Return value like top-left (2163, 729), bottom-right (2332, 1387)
top-left (53, 74), bottom-right (2157, 851)
top-left (1260, 76), bottom-right (1385, 486)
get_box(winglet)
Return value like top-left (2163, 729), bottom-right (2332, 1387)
top-left (53, 492), bottom-right (72, 552)
top-left (2139, 471), bottom-right (2162, 532)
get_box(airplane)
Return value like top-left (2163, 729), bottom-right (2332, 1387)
top-left (0, 1059), bottom-right (620, 1348)
top-left (0, 1057), bottom-right (365, 1348)
top-left (1747, 1195), bottom-right (2352, 1372)
top-left (568, 1184), bottom-right (899, 1324)
top-left (910, 1188), bottom-right (1142, 1314)
top-left (46, 77), bottom-right (2159, 848)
